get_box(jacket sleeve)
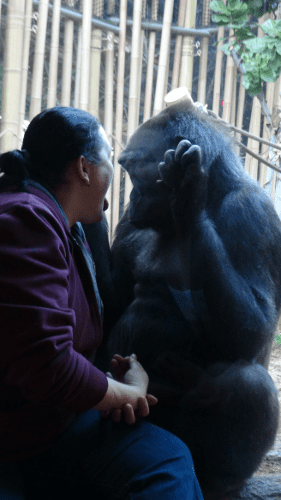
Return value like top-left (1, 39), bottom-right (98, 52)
top-left (0, 201), bottom-right (108, 412)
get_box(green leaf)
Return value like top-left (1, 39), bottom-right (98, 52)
top-left (209, 0), bottom-right (230, 14)
top-left (275, 40), bottom-right (281, 55)
top-left (221, 42), bottom-right (232, 55)
top-left (231, 12), bottom-right (249, 25)
top-left (247, 83), bottom-right (263, 97)
top-left (261, 19), bottom-right (279, 37)
top-left (276, 334), bottom-right (281, 345)
top-left (260, 66), bottom-right (278, 82)
top-left (212, 14), bottom-right (230, 24)
top-left (243, 37), bottom-right (267, 53)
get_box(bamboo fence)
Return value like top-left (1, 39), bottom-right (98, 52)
top-left (0, 0), bottom-right (280, 241)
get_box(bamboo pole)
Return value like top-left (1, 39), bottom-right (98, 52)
top-left (222, 29), bottom-right (235, 123)
top-left (171, 0), bottom-right (187, 90)
top-left (79, 0), bottom-right (92, 111)
top-left (245, 15), bottom-right (268, 181)
top-left (179, 0), bottom-right (197, 94)
top-left (197, 0), bottom-right (210, 103)
top-left (29, 0), bottom-right (49, 120)
top-left (153, 0), bottom-right (174, 115)
top-left (61, 16), bottom-right (74, 107)
top-left (89, 0), bottom-right (104, 118)
top-left (104, 30), bottom-right (114, 237)
top-left (1, 0), bottom-right (25, 152)
top-left (136, 29), bottom-right (144, 125)
top-left (244, 96), bottom-right (261, 179)
top-left (212, 0), bottom-right (226, 115)
top-left (230, 66), bottom-right (237, 126)
top-left (89, 28), bottom-right (102, 117)
top-left (143, 31), bottom-right (156, 121)
top-left (236, 76), bottom-right (246, 144)
top-left (47, 0), bottom-right (61, 108)
top-left (74, 26), bottom-right (82, 108)
top-left (112, 0), bottom-right (127, 236)
top-left (124, 0), bottom-right (142, 205)
top-left (272, 73), bottom-right (281, 128)
top-left (19, 0), bottom-right (33, 140)
top-left (127, 0), bottom-right (142, 137)
top-left (143, 0), bottom-right (158, 122)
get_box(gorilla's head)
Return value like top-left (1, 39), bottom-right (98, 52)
top-left (118, 100), bottom-right (236, 232)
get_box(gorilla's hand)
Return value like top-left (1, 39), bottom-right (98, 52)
top-left (158, 140), bottom-right (207, 228)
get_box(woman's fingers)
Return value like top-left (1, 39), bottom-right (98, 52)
top-left (146, 394), bottom-right (158, 406)
top-left (123, 404), bottom-right (136, 425)
top-left (136, 397), bottom-right (150, 418)
top-left (111, 408), bottom-right (122, 423)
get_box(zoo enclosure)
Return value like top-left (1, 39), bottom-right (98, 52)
top-left (0, 0), bottom-right (281, 242)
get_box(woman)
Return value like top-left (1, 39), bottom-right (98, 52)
top-left (0, 107), bottom-right (203, 499)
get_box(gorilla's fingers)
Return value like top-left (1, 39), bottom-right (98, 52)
top-left (158, 157), bottom-right (177, 188)
top-left (181, 145), bottom-right (202, 167)
top-left (175, 140), bottom-right (192, 163)
top-left (163, 149), bottom-right (176, 165)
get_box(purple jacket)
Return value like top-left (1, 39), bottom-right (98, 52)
top-left (0, 185), bottom-right (108, 461)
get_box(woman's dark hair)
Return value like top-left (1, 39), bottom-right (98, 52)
top-left (0, 107), bottom-right (103, 191)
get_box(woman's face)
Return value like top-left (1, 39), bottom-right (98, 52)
top-left (83, 127), bottom-right (114, 223)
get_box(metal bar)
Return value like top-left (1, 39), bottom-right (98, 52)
top-left (109, 17), bottom-right (211, 37)
top-left (32, 0), bottom-right (120, 33)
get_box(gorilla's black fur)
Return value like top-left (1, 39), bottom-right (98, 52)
top-left (83, 100), bottom-right (281, 499)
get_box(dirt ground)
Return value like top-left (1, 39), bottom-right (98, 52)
top-left (254, 338), bottom-right (281, 476)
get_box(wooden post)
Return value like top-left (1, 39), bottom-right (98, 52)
top-left (143, 31), bottom-right (156, 121)
top-left (143, 0), bottom-right (158, 122)
top-left (222, 29), bottom-right (235, 123)
top-left (112, 0), bottom-right (127, 236)
top-left (89, 1), bottom-right (104, 118)
top-left (236, 75), bottom-right (245, 144)
top-left (1, 0), bottom-right (25, 152)
top-left (272, 73), bottom-right (281, 128)
top-left (19, 0), bottom-right (33, 140)
top-left (171, 0), bottom-right (187, 90)
top-left (29, 0), bottom-right (49, 120)
top-left (61, 16), bottom-right (74, 107)
top-left (230, 66), bottom-right (237, 126)
top-left (212, 1), bottom-right (225, 114)
top-left (197, 0), bottom-right (210, 103)
top-left (79, 0), bottom-right (92, 111)
top-left (124, 0), bottom-right (142, 206)
top-left (244, 96), bottom-right (261, 179)
top-left (153, 0), bottom-right (174, 115)
top-left (89, 28), bottom-right (102, 117)
top-left (253, 12), bottom-right (270, 187)
top-left (104, 30), bottom-right (115, 237)
top-left (179, 0), bottom-right (197, 95)
top-left (136, 29), bottom-right (144, 124)
top-left (47, 0), bottom-right (61, 108)
top-left (74, 26), bottom-right (82, 108)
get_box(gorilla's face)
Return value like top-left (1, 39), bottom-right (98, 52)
top-left (118, 125), bottom-right (175, 232)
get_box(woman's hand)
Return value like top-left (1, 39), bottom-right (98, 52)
top-left (100, 354), bottom-right (158, 425)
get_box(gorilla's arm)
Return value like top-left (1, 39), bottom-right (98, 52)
top-left (160, 141), bottom-right (281, 363)
top-left (195, 194), bottom-right (281, 362)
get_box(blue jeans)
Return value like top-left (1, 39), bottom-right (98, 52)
top-left (14, 409), bottom-right (203, 499)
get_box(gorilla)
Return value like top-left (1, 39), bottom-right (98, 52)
top-left (83, 100), bottom-right (281, 499)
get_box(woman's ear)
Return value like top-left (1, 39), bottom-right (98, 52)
top-left (74, 156), bottom-right (90, 184)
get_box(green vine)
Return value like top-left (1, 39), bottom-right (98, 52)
top-left (209, 0), bottom-right (281, 97)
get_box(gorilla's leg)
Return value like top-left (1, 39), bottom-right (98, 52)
top-left (151, 360), bottom-right (279, 499)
